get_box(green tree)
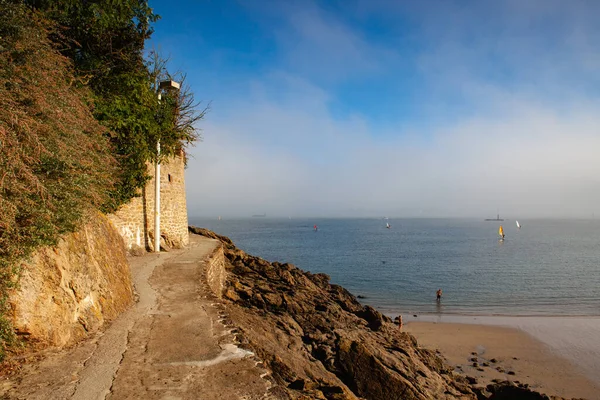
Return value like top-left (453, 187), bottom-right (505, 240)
top-left (27, 0), bottom-right (206, 211)
top-left (147, 50), bottom-right (209, 164)
top-left (26, 0), bottom-right (163, 210)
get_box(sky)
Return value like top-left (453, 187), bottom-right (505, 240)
top-left (149, 0), bottom-right (600, 218)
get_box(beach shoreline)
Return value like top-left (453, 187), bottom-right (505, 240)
top-left (401, 315), bottom-right (600, 399)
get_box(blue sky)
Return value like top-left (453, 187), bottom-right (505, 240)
top-left (149, 0), bottom-right (600, 218)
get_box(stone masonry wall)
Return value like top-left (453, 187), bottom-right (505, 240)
top-left (108, 153), bottom-right (189, 252)
top-left (107, 196), bottom-right (146, 251)
top-left (205, 244), bottom-right (226, 299)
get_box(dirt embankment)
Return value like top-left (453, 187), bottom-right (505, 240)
top-left (190, 227), bottom-right (568, 400)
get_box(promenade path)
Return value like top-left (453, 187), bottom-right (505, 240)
top-left (1, 235), bottom-right (277, 400)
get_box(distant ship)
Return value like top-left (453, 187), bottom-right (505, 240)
top-left (485, 213), bottom-right (504, 221)
top-left (252, 213), bottom-right (266, 218)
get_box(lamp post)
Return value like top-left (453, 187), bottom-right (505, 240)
top-left (154, 79), bottom-right (181, 253)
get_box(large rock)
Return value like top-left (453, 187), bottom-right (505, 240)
top-left (476, 381), bottom-right (555, 400)
top-left (9, 213), bottom-right (134, 347)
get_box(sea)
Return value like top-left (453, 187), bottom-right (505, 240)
top-left (191, 218), bottom-right (600, 317)
top-left (191, 217), bottom-right (600, 384)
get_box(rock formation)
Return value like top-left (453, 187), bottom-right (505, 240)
top-left (9, 213), bottom-right (134, 348)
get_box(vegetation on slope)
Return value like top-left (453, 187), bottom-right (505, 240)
top-left (0, 1), bottom-right (116, 354)
top-left (0, 0), bottom-right (205, 356)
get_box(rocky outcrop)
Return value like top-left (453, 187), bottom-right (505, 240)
top-left (189, 226), bottom-right (572, 400)
top-left (475, 380), bottom-right (574, 400)
top-left (9, 213), bottom-right (134, 348)
top-left (222, 258), bottom-right (472, 399)
top-left (189, 227), bottom-right (463, 399)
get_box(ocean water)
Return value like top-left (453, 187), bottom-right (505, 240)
top-left (191, 218), bottom-right (600, 317)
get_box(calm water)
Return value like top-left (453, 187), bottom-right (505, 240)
top-left (191, 218), bottom-right (600, 316)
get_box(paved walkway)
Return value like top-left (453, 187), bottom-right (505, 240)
top-left (1, 235), bottom-right (276, 400)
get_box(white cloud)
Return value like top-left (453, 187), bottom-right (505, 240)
top-left (187, 77), bottom-right (600, 218)
top-left (184, 1), bottom-right (600, 219)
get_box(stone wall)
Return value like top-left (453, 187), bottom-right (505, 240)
top-left (108, 153), bottom-right (189, 252)
top-left (107, 196), bottom-right (146, 251)
top-left (8, 213), bottom-right (133, 347)
top-left (205, 244), bottom-right (226, 299)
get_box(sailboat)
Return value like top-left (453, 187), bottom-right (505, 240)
top-left (516, 220), bottom-right (521, 229)
top-left (498, 225), bottom-right (505, 240)
top-left (386, 223), bottom-right (391, 229)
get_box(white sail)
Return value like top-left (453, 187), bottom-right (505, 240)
top-left (516, 220), bottom-right (521, 229)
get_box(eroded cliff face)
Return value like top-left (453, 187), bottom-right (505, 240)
top-left (190, 227), bottom-right (570, 400)
top-left (9, 213), bottom-right (133, 348)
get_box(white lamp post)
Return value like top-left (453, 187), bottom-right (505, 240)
top-left (154, 79), bottom-right (181, 253)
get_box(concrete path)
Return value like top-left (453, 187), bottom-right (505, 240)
top-left (1, 235), bottom-right (277, 400)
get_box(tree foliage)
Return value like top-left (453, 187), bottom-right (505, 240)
top-left (27, 0), bottom-right (206, 210)
top-left (0, 0), bottom-right (116, 355)
top-left (147, 50), bottom-right (209, 164)
top-left (26, 0), bottom-right (160, 210)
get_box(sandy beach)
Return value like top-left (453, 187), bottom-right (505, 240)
top-left (404, 316), bottom-right (600, 399)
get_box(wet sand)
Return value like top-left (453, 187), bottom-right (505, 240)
top-left (405, 320), bottom-right (600, 399)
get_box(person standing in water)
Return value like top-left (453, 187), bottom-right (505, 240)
top-left (436, 288), bottom-right (442, 302)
